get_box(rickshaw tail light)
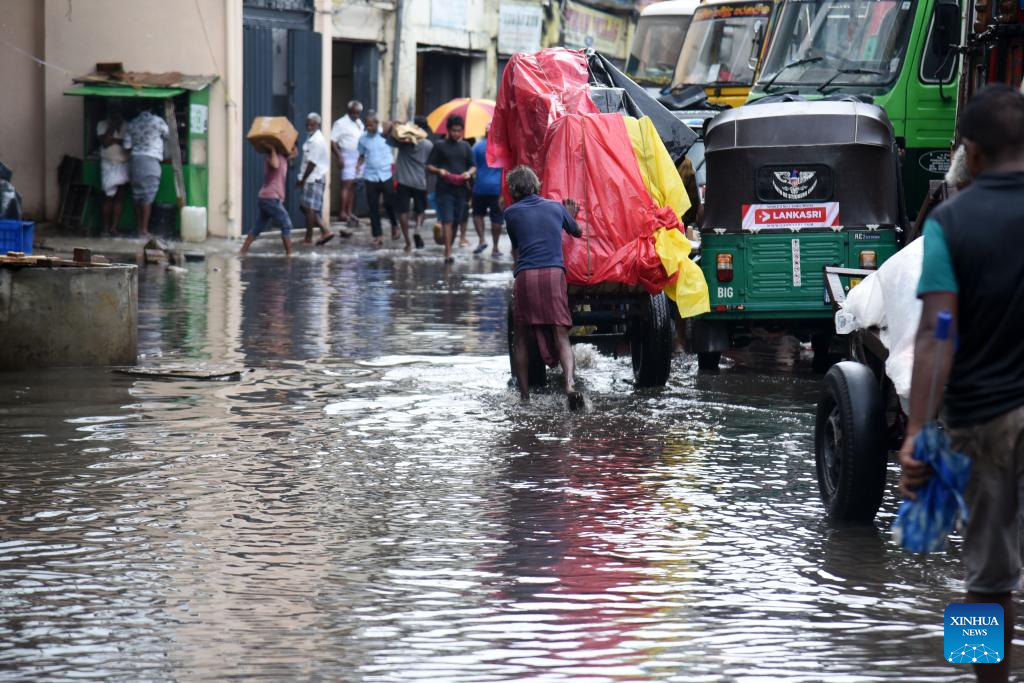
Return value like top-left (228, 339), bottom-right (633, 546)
top-left (859, 250), bottom-right (877, 269)
top-left (716, 253), bottom-right (734, 282)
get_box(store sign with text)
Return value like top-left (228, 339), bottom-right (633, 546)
top-left (431, 0), bottom-right (467, 30)
top-left (499, 3), bottom-right (544, 55)
top-left (562, 0), bottom-right (629, 59)
top-left (741, 203), bottom-right (841, 230)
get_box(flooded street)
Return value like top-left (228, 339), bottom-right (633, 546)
top-left (0, 246), bottom-right (991, 681)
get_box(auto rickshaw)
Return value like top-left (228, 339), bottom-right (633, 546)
top-left (689, 100), bottom-right (905, 370)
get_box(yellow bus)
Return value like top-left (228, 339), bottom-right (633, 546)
top-left (670, 0), bottom-right (782, 107)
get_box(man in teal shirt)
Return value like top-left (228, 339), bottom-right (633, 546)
top-left (901, 85), bottom-right (1024, 683)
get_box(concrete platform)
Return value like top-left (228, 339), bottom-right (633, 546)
top-left (0, 262), bottom-right (137, 370)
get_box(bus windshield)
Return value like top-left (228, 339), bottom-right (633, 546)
top-left (627, 15), bottom-right (693, 86)
top-left (758, 0), bottom-right (915, 90)
top-left (672, 3), bottom-right (773, 87)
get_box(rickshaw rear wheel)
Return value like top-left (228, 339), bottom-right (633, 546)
top-left (815, 361), bottom-right (888, 523)
top-left (630, 293), bottom-right (674, 387)
top-left (507, 300), bottom-right (547, 388)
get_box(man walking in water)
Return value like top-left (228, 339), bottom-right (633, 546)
top-left (503, 165), bottom-right (583, 410)
top-left (426, 115), bottom-right (475, 263)
top-left (240, 141), bottom-right (295, 257)
top-left (900, 85), bottom-right (1024, 683)
top-left (297, 112), bottom-right (340, 245)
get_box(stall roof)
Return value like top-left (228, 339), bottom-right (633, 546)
top-left (64, 66), bottom-right (217, 98)
top-left (65, 84), bottom-right (186, 99)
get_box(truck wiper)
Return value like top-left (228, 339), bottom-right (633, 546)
top-left (817, 67), bottom-right (885, 94)
top-left (761, 56), bottom-right (823, 93)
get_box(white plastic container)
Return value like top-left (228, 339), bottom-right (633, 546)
top-left (180, 206), bottom-right (207, 243)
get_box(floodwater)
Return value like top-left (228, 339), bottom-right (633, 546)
top-left (0, 242), bottom-right (1003, 682)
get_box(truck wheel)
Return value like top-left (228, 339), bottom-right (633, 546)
top-left (697, 352), bottom-right (721, 371)
top-left (630, 292), bottom-right (674, 387)
top-left (815, 361), bottom-right (888, 523)
top-left (507, 300), bottom-right (546, 388)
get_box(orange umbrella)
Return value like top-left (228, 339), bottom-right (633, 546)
top-left (426, 98), bottom-right (496, 139)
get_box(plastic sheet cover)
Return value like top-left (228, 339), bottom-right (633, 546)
top-left (541, 113), bottom-right (677, 291)
top-left (487, 48), bottom-right (599, 173)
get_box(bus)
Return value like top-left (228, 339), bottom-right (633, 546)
top-left (668, 0), bottom-right (783, 108)
top-left (626, 0), bottom-right (703, 96)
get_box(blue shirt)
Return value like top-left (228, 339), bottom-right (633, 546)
top-left (472, 139), bottom-right (502, 196)
top-left (357, 132), bottom-right (393, 182)
top-left (505, 194), bottom-right (581, 276)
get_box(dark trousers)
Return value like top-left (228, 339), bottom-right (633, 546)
top-left (365, 179), bottom-right (397, 238)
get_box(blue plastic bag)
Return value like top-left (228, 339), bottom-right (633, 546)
top-left (892, 423), bottom-right (972, 553)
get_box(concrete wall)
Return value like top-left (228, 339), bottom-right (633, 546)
top-left (0, 1), bottom-right (46, 218)
top-left (37, 0), bottom-right (242, 237)
top-left (0, 264), bottom-right (138, 370)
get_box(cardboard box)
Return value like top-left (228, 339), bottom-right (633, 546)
top-left (247, 116), bottom-right (298, 155)
top-left (391, 122), bottom-right (428, 144)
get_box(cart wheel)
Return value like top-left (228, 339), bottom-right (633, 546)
top-left (697, 352), bottom-right (721, 371)
top-left (630, 292), bottom-right (675, 387)
top-left (507, 299), bottom-right (546, 388)
top-left (815, 361), bottom-right (888, 523)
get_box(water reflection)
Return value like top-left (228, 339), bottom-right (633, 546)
top-left (0, 252), bottom-right (991, 681)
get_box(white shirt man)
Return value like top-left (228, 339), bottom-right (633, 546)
top-left (301, 128), bottom-right (330, 183)
top-left (331, 109), bottom-right (365, 181)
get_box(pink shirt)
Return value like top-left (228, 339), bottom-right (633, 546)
top-left (258, 151), bottom-right (287, 200)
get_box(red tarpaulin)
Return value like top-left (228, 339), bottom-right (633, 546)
top-left (541, 114), bottom-right (681, 291)
top-left (486, 48), bottom-right (598, 173)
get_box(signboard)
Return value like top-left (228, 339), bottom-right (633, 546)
top-left (562, 0), bottom-right (629, 60)
top-left (741, 202), bottom-right (841, 230)
top-left (190, 103), bottom-right (208, 135)
top-left (431, 0), bottom-right (467, 29)
top-left (499, 3), bottom-right (544, 55)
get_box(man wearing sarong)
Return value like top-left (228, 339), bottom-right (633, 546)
top-left (504, 165), bottom-right (583, 410)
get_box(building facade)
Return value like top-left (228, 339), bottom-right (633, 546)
top-left (1, 0), bottom-right (642, 234)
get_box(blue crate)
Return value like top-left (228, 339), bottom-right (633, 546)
top-left (0, 220), bottom-right (33, 255)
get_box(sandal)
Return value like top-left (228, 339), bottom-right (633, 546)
top-left (315, 233), bottom-right (335, 246)
top-left (413, 234), bottom-right (425, 249)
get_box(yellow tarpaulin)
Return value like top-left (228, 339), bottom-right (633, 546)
top-left (624, 116), bottom-right (710, 318)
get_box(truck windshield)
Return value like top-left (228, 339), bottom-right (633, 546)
top-left (758, 0), bottom-right (915, 90)
top-left (627, 15), bottom-right (693, 86)
top-left (672, 3), bottom-right (774, 87)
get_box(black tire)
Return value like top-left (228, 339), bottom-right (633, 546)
top-left (507, 299), bottom-right (546, 388)
top-left (630, 292), bottom-right (674, 387)
top-left (697, 352), bottom-right (721, 371)
top-left (814, 361), bottom-right (888, 523)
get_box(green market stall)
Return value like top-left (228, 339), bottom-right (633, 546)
top-left (64, 70), bottom-right (217, 235)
